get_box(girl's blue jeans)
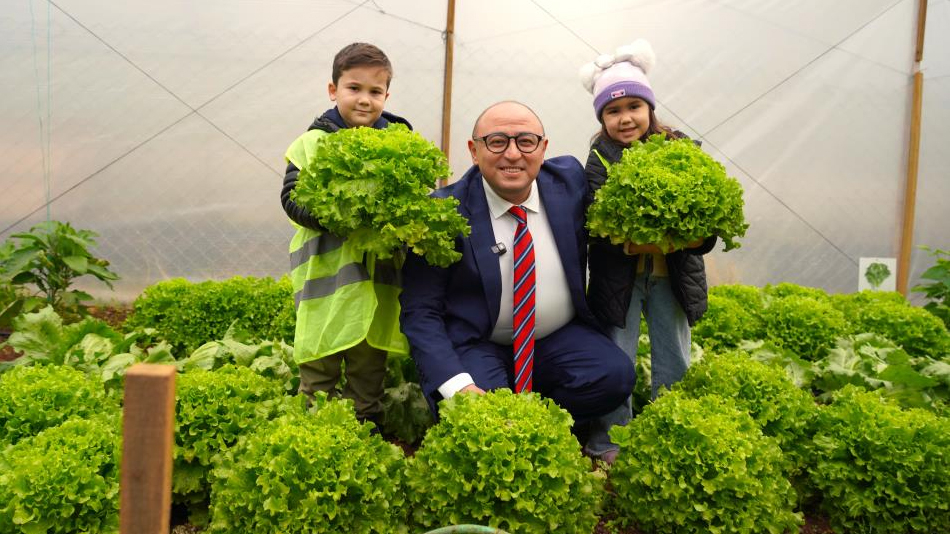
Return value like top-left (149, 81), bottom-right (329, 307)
top-left (584, 272), bottom-right (691, 457)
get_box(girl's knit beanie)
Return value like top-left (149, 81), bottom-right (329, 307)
top-left (579, 39), bottom-right (656, 120)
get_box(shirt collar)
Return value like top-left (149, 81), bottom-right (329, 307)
top-left (482, 178), bottom-right (540, 220)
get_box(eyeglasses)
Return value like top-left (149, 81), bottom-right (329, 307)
top-left (472, 132), bottom-right (545, 154)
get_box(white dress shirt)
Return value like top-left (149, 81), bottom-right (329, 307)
top-left (438, 180), bottom-right (575, 399)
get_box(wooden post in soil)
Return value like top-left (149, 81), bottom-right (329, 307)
top-left (438, 0), bottom-right (456, 188)
top-left (120, 364), bottom-right (176, 534)
top-left (896, 0), bottom-right (927, 296)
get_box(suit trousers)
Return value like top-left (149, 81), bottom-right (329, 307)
top-left (456, 319), bottom-right (635, 423)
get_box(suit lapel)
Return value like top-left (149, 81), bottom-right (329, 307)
top-left (465, 176), bottom-right (502, 328)
top-left (537, 172), bottom-right (582, 297)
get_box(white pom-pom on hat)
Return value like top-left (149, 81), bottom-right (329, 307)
top-left (578, 62), bottom-right (600, 94)
top-left (612, 39), bottom-right (655, 75)
top-left (593, 54), bottom-right (615, 69)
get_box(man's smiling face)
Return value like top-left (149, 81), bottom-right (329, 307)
top-left (468, 102), bottom-right (548, 205)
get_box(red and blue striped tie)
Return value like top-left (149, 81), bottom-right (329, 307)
top-left (509, 205), bottom-right (535, 393)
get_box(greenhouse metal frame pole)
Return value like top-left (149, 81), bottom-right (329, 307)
top-left (439, 0), bottom-right (457, 188)
top-left (897, 0), bottom-right (927, 296)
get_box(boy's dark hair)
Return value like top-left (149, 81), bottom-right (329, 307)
top-left (332, 43), bottom-right (393, 86)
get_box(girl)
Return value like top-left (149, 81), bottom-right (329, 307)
top-left (578, 40), bottom-right (717, 463)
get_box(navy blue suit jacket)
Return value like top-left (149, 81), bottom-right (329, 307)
top-left (400, 155), bottom-right (600, 402)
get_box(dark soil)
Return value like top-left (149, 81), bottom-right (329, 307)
top-left (0, 344), bottom-right (20, 361)
top-left (388, 436), bottom-right (418, 457)
top-left (85, 303), bottom-right (133, 329)
top-left (0, 330), bottom-right (20, 362)
top-left (800, 514), bottom-right (835, 534)
top-left (592, 517), bottom-right (834, 534)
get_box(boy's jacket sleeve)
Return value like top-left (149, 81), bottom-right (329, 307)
top-left (281, 129), bottom-right (330, 230)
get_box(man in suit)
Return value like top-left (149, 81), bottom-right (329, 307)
top-left (399, 101), bottom-right (635, 429)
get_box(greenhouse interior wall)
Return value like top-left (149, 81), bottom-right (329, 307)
top-left (2, 0), bottom-right (948, 304)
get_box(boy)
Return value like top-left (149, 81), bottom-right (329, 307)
top-left (280, 43), bottom-right (412, 427)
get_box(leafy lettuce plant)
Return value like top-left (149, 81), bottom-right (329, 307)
top-left (608, 390), bottom-right (801, 534)
top-left (0, 414), bottom-right (122, 534)
top-left (0, 305), bottom-right (174, 390)
top-left (0, 364), bottom-right (116, 445)
top-left (692, 294), bottom-right (766, 351)
top-left (829, 289), bottom-right (906, 318)
top-left (708, 283), bottom-right (764, 312)
top-left (810, 386), bottom-right (950, 534)
top-left (739, 339), bottom-right (816, 389)
top-left (762, 282), bottom-right (830, 303)
top-left (177, 321), bottom-right (299, 394)
top-left (845, 297), bottom-right (950, 358)
top-left (404, 390), bottom-right (603, 534)
top-left (763, 295), bottom-right (848, 360)
top-left (208, 398), bottom-right (406, 534)
top-left (677, 352), bottom-right (818, 485)
top-left (124, 276), bottom-right (296, 353)
top-left (379, 381), bottom-right (433, 444)
top-left (292, 123), bottom-right (470, 267)
top-left (587, 134), bottom-right (748, 252)
top-left (913, 246), bottom-right (950, 329)
top-left (813, 333), bottom-right (947, 412)
top-left (173, 365), bottom-right (297, 514)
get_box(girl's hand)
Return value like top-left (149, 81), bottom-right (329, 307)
top-left (624, 242), bottom-right (665, 255)
top-left (624, 237), bottom-right (707, 255)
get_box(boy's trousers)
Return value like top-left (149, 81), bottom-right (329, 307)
top-left (298, 340), bottom-right (388, 422)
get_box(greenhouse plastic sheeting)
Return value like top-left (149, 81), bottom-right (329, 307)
top-left (1, 0), bottom-right (947, 302)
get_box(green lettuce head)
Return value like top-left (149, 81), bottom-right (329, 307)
top-left (587, 134), bottom-right (748, 251)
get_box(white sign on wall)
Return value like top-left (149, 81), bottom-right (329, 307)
top-left (858, 257), bottom-right (897, 292)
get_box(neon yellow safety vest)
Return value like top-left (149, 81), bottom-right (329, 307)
top-left (286, 129), bottom-right (409, 364)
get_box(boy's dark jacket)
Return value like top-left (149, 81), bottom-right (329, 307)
top-left (280, 108), bottom-right (412, 228)
top-left (585, 134), bottom-right (716, 328)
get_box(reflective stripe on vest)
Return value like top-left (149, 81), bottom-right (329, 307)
top-left (294, 262), bottom-right (369, 309)
top-left (289, 233), bottom-right (345, 272)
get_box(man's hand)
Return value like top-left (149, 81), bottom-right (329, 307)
top-left (458, 384), bottom-right (486, 395)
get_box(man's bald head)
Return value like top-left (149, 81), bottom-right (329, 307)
top-left (471, 101), bottom-right (545, 138)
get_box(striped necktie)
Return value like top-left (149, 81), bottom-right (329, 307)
top-left (509, 205), bottom-right (535, 393)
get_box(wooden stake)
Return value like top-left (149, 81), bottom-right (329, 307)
top-left (120, 364), bottom-right (176, 534)
top-left (915, 0), bottom-right (927, 62)
top-left (897, 0), bottom-right (928, 296)
top-left (439, 0), bottom-right (457, 188)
